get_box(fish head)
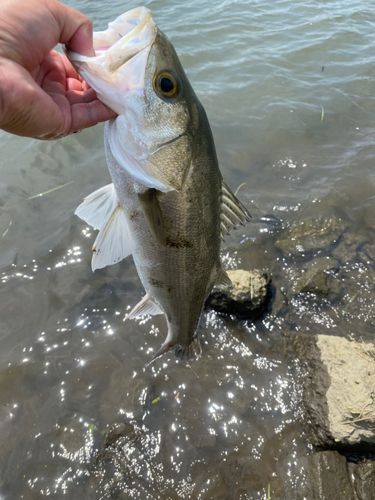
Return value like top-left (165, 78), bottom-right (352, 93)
top-left (67, 8), bottom-right (200, 192)
top-left (129, 28), bottom-right (199, 191)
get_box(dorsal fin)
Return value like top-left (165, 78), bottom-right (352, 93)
top-left (220, 180), bottom-right (251, 239)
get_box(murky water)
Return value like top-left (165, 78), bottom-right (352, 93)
top-left (1, 0), bottom-right (375, 498)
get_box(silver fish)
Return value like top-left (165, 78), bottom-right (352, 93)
top-left (67, 7), bottom-right (250, 364)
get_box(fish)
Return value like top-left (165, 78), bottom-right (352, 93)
top-left (67, 7), bottom-right (250, 364)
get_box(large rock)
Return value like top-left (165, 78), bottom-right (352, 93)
top-left (292, 333), bottom-right (375, 449)
top-left (302, 452), bottom-right (375, 500)
top-left (206, 269), bottom-right (271, 318)
top-left (302, 451), bottom-right (355, 500)
top-left (351, 459), bottom-right (375, 500)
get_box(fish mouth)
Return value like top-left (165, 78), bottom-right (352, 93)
top-left (66, 7), bottom-right (156, 77)
top-left (65, 7), bottom-right (156, 113)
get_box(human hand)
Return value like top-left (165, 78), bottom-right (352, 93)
top-left (0, 0), bottom-right (117, 139)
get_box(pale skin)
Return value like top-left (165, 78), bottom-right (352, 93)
top-left (0, 0), bottom-right (117, 139)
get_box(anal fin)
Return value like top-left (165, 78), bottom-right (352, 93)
top-left (138, 188), bottom-right (166, 246)
top-left (125, 294), bottom-right (163, 320)
top-left (215, 267), bottom-right (232, 288)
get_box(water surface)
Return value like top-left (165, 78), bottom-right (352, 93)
top-left (1, 0), bottom-right (375, 498)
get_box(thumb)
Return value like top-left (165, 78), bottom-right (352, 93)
top-left (66, 23), bottom-right (95, 57)
top-left (52, 1), bottom-right (95, 57)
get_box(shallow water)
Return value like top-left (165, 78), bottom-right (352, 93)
top-left (1, 0), bottom-right (375, 498)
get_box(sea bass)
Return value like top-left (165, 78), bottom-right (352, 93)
top-left (67, 7), bottom-right (250, 364)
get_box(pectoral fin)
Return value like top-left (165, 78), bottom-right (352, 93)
top-left (220, 180), bottom-right (251, 239)
top-left (75, 183), bottom-right (118, 230)
top-left (75, 184), bottom-right (133, 271)
top-left (91, 204), bottom-right (133, 271)
top-left (138, 188), bottom-right (166, 246)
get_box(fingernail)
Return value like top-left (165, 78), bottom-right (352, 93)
top-left (68, 23), bottom-right (95, 57)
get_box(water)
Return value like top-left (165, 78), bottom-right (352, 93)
top-left (1, 0), bottom-right (375, 498)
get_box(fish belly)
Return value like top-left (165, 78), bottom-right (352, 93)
top-left (106, 133), bottom-right (222, 350)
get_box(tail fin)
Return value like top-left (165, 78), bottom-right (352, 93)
top-left (173, 337), bottom-right (201, 362)
top-left (145, 336), bottom-right (201, 367)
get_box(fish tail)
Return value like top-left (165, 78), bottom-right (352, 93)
top-left (173, 337), bottom-right (201, 362)
top-left (145, 336), bottom-right (201, 367)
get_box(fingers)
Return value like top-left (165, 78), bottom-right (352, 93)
top-left (0, 61), bottom-right (67, 139)
top-left (69, 100), bottom-right (117, 134)
top-left (66, 78), bottom-right (86, 92)
top-left (51, 1), bottom-right (95, 57)
top-left (65, 23), bottom-right (95, 58)
top-left (66, 87), bottom-right (97, 103)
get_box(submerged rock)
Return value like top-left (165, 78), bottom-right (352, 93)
top-left (302, 451), bottom-right (355, 500)
top-left (292, 333), bottom-right (375, 449)
top-left (275, 217), bottom-right (347, 258)
top-left (206, 269), bottom-right (271, 318)
top-left (351, 459), bottom-right (375, 500)
top-left (331, 230), bottom-right (364, 264)
top-left (292, 257), bottom-right (341, 297)
top-left (302, 451), bottom-right (375, 500)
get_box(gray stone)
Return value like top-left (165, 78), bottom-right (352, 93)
top-left (275, 217), bottom-right (347, 257)
top-left (291, 333), bottom-right (334, 448)
top-left (288, 257), bottom-right (341, 297)
top-left (332, 230), bottom-right (363, 264)
top-left (352, 459), bottom-right (375, 500)
top-left (358, 243), bottom-right (375, 267)
top-left (292, 333), bottom-right (375, 449)
top-left (206, 269), bottom-right (271, 318)
top-left (294, 268), bottom-right (341, 296)
top-left (302, 451), bottom-right (355, 500)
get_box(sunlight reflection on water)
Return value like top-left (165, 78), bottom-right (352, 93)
top-left (1, 0), bottom-right (375, 498)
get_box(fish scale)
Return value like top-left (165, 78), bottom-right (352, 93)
top-left (105, 120), bottom-right (221, 361)
top-left (67, 7), bottom-right (250, 364)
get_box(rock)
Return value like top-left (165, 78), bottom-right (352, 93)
top-left (101, 422), bottom-right (136, 449)
top-left (293, 268), bottom-right (340, 297)
top-left (358, 243), bottom-right (375, 267)
top-left (299, 269), bottom-right (338, 295)
top-left (351, 459), bottom-right (375, 500)
top-left (206, 269), bottom-right (271, 318)
top-left (302, 451), bottom-right (355, 500)
top-left (291, 333), bottom-right (333, 447)
top-left (332, 230), bottom-right (364, 264)
top-left (292, 333), bottom-right (375, 449)
top-left (275, 217), bottom-right (347, 258)
top-left (285, 257), bottom-right (341, 298)
top-left (317, 335), bottom-right (375, 448)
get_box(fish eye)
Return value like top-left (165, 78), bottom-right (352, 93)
top-left (154, 71), bottom-right (179, 99)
